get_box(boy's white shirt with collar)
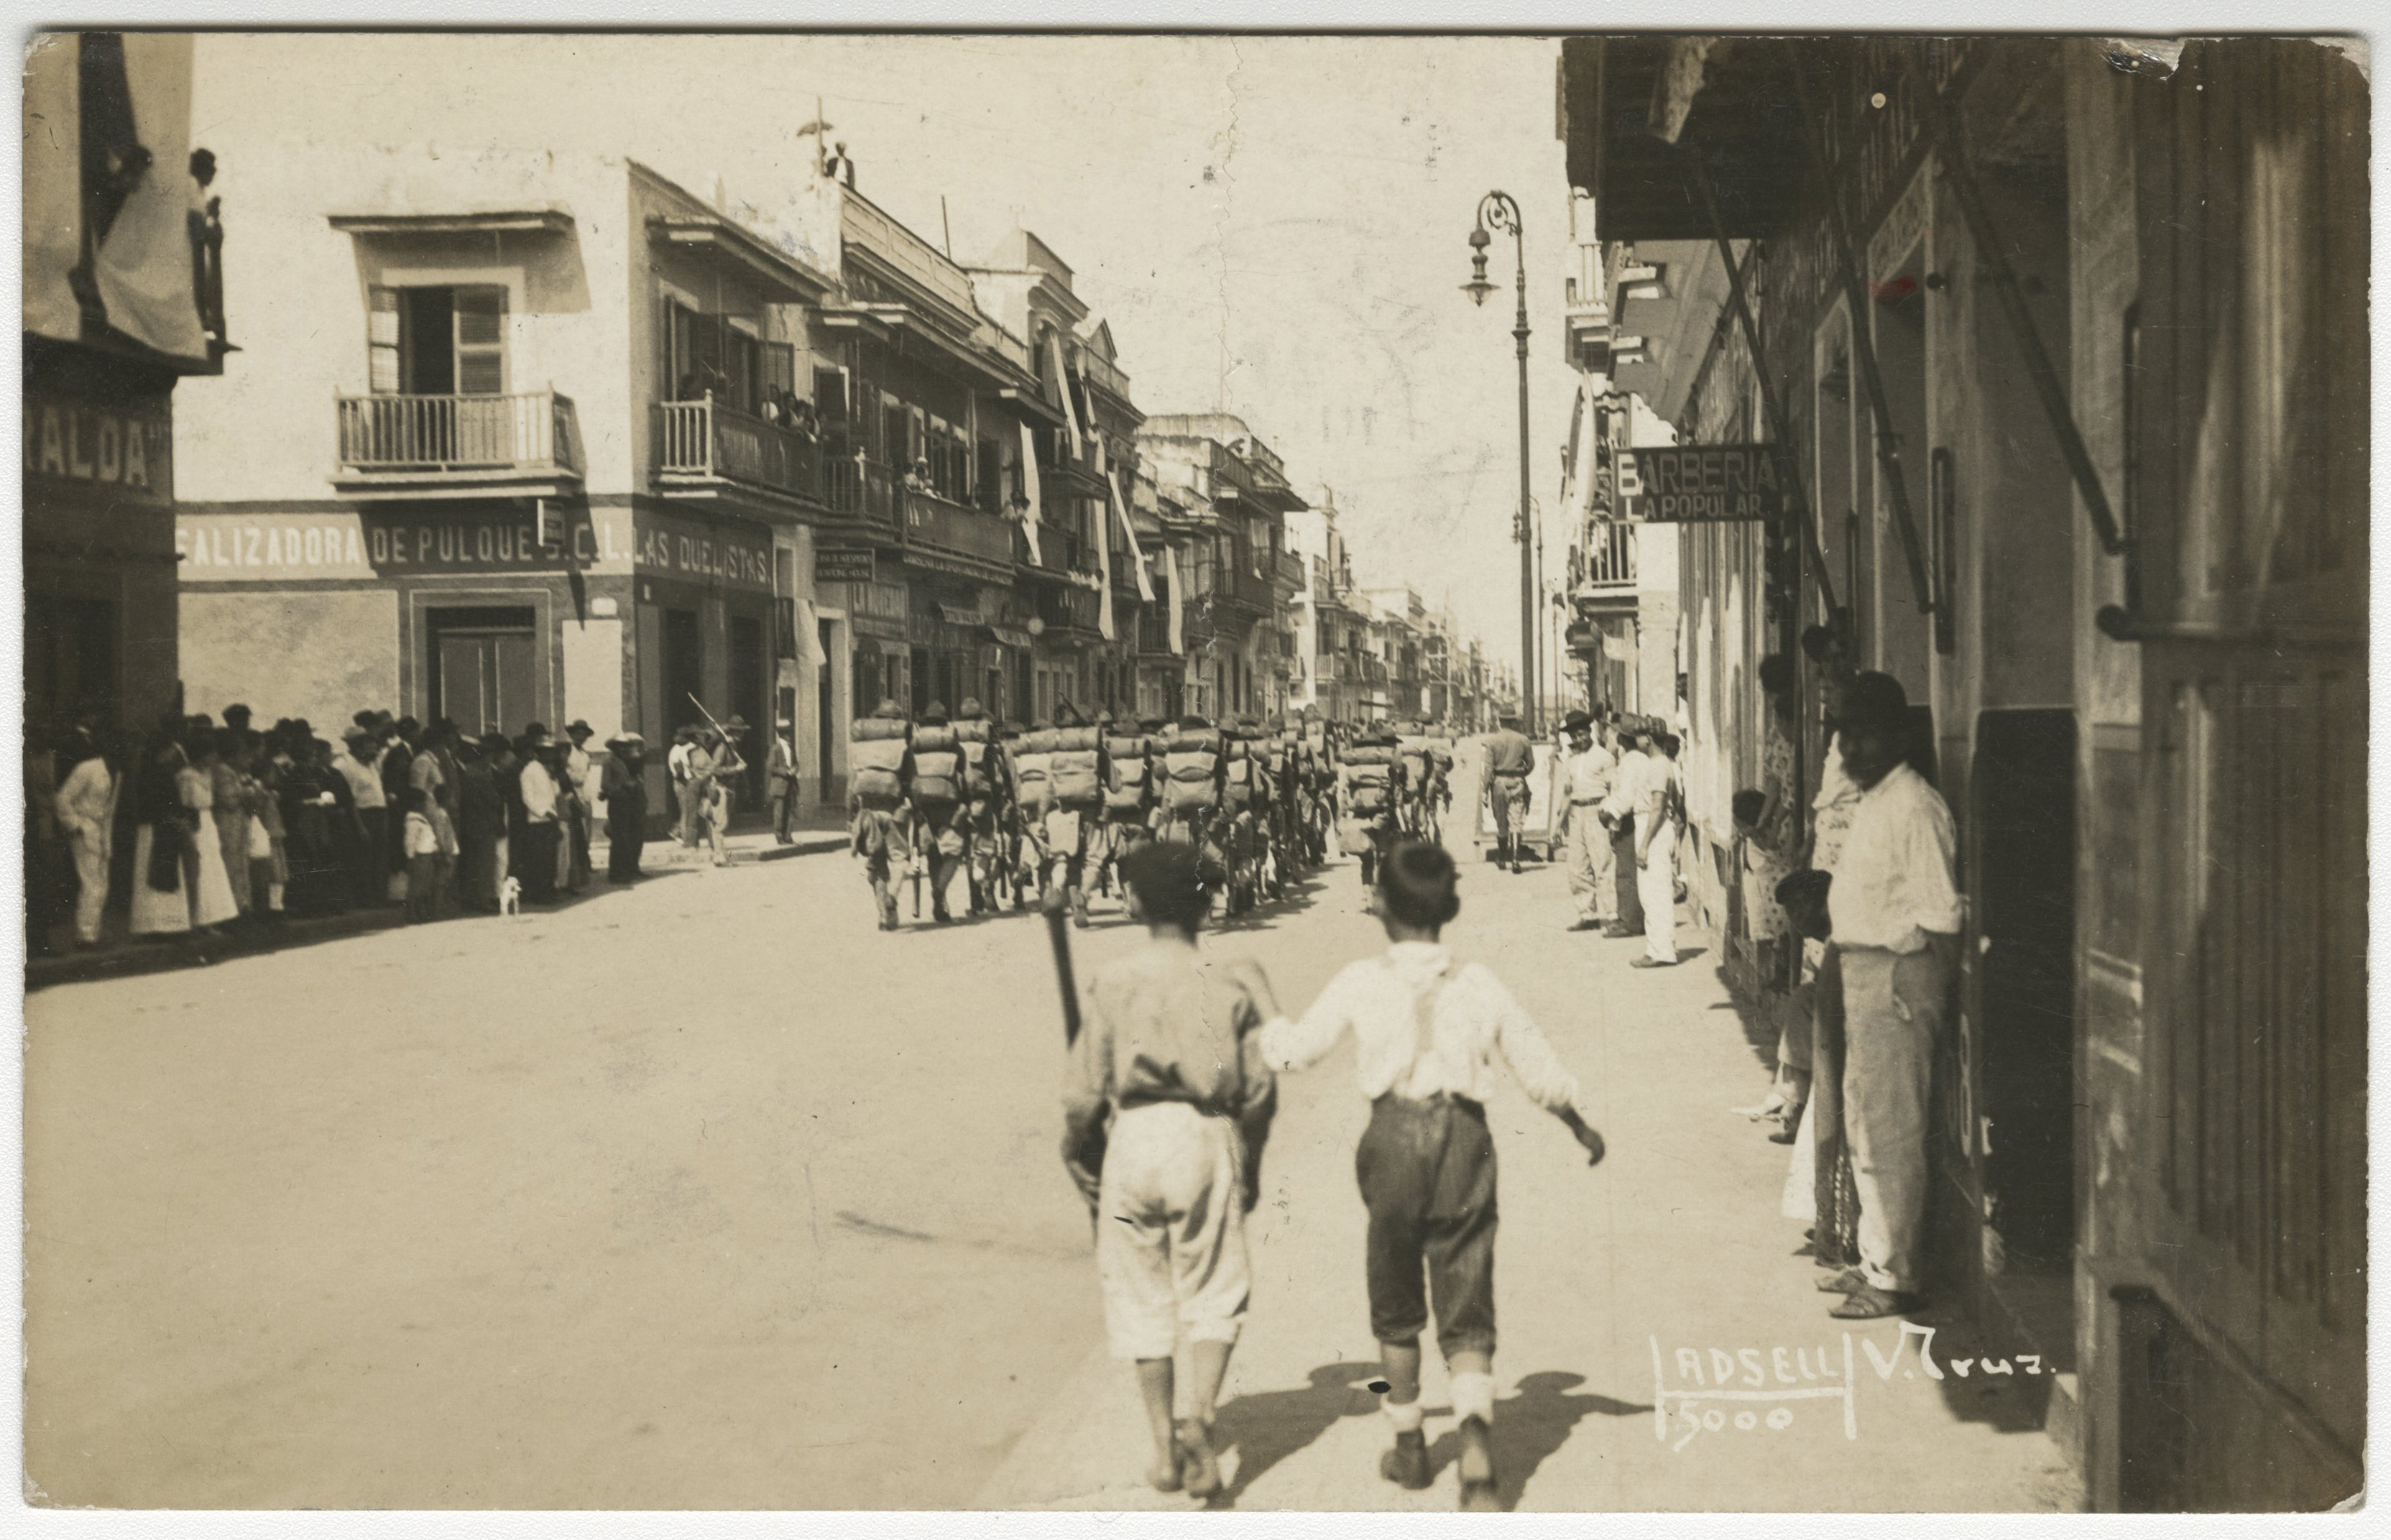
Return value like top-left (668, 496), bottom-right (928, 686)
top-left (1259, 941), bottom-right (1590, 1119)
top-left (1600, 747), bottom-right (1649, 824)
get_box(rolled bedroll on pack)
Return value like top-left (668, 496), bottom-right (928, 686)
top-left (850, 716), bottom-right (910, 801)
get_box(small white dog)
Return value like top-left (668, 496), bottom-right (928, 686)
top-left (498, 875), bottom-right (522, 916)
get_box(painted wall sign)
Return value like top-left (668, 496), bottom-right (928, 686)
top-left (1613, 445), bottom-right (1793, 524)
top-left (816, 547), bottom-right (877, 584)
top-left (24, 394), bottom-right (175, 504)
top-left (178, 507), bottom-right (635, 581)
top-left (633, 512), bottom-right (775, 592)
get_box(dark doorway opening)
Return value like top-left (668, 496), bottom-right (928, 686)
top-left (660, 608), bottom-right (704, 741)
top-left (729, 612), bottom-right (765, 803)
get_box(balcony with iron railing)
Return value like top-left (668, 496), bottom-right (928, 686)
top-left (333, 389), bottom-right (584, 499)
top-left (1572, 519), bottom-right (1640, 614)
top-left (652, 394), bottom-right (824, 510)
top-left (892, 468), bottom-right (1017, 577)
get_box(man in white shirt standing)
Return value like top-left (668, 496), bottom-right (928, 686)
top-left (1554, 710), bottom-right (1616, 933)
top-left (1597, 716), bottom-right (1650, 938)
top-left (1631, 730), bottom-right (1684, 968)
top-left (333, 725), bottom-right (390, 908)
top-left (517, 726), bottom-right (561, 904)
top-left (1818, 672), bottom-right (1961, 1319)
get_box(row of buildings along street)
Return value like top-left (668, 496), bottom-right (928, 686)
top-left (27, 37), bottom-right (1515, 868)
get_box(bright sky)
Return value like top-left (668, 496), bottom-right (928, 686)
top-left (193, 32), bottom-right (1584, 673)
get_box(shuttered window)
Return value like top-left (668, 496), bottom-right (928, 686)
top-left (453, 287), bottom-right (506, 395)
top-left (367, 284), bottom-right (506, 396)
top-left (368, 287), bottom-right (401, 392)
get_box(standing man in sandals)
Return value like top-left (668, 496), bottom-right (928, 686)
top-left (1815, 673), bottom-right (1962, 1322)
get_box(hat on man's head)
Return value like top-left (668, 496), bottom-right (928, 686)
top-left (1838, 671), bottom-right (1909, 736)
top-left (872, 697), bottom-right (906, 719)
top-left (1775, 867), bottom-right (1832, 910)
top-left (522, 722), bottom-right (553, 747)
top-left (723, 715), bottom-right (750, 732)
top-left (957, 697), bottom-right (987, 719)
top-left (1562, 709), bottom-right (1593, 734)
top-left (919, 701), bottom-right (949, 725)
top-left (479, 732), bottom-right (512, 755)
top-left (566, 719), bottom-right (593, 739)
top-left (340, 724), bottom-right (372, 743)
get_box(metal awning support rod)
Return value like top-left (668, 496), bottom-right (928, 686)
top-left (1920, 72), bottom-right (2129, 558)
top-left (1786, 41), bottom-right (1935, 616)
top-left (1687, 151), bottom-right (1841, 619)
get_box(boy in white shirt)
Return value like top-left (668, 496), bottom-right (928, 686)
top-left (1259, 841), bottom-right (1604, 1510)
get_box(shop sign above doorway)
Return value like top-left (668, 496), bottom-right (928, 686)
top-left (1611, 443), bottom-right (1795, 524)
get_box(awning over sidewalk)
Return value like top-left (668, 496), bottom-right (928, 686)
top-left (1558, 36), bottom-right (1807, 242)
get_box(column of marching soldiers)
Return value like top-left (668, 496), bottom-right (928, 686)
top-left (842, 694), bottom-right (1462, 931)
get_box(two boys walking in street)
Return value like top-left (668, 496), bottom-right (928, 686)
top-left (1062, 837), bottom-right (1604, 1508)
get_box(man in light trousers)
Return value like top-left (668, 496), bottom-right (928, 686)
top-left (1555, 710), bottom-right (1616, 932)
top-left (1631, 730), bottom-right (1682, 968)
top-left (1817, 672), bottom-right (1961, 1320)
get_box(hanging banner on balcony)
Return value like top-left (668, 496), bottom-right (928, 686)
top-left (1611, 444), bottom-right (1794, 524)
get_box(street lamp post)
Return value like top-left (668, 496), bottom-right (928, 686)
top-left (1463, 190), bottom-right (1535, 737)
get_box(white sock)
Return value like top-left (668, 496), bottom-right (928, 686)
top-left (1382, 1398), bottom-right (1424, 1435)
top-left (1450, 1371), bottom-right (1496, 1426)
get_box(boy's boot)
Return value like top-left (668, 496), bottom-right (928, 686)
top-left (1378, 1399), bottom-right (1430, 1490)
top-left (1452, 1372), bottom-right (1499, 1511)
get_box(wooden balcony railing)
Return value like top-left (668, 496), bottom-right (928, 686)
top-left (1274, 550), bottom-right (1307, 589)
top-left (1580, 520), bottom-right (1637, 586)
top-left (653, 395), bottom-right (822, 503)
top-left (903, 486), bottom-right (1016, 567)
top-left (336, 390), bottom-right (583, 476)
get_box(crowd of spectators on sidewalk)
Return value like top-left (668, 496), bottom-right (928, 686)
top-left (1712, 630), bottom-right (1963, 1322)
top-left (24, 701), bottom-right (660, 962)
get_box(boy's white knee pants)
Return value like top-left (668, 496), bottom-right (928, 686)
top-left (1097, 1102), bottom-right (1250, 1360)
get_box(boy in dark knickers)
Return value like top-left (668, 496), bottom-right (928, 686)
top-left (1259, 840), bottom-right (1604, 1509)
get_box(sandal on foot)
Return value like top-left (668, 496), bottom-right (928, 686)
top-left (1379, 1428), bottom-right (1430, 1490)
top-left (1815, 1266), bottom-right (1868, 1294)
top-left (1175, 1419), bottom-right (1220, 1498)
top-left (1830, 1283), bottom-right (1920, 1319)
top-left (1455, 1415), bottom-right (1499, 1511)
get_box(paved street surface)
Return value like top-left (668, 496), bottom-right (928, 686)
top-left (25, 819), bottom-right (2080, 1511)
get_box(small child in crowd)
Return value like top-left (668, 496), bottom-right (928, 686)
top-left (1061, 839), bottom-right (1279, 1499)
top-left (1260, 840), bottom-right (1604, 1511)
top-left (401, 788), bottom-right (441, 924)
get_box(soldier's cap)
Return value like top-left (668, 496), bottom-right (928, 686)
top-left (1093, 708), bottom-right (1115, 726)
top-left (1562, 709), bottom-right (1593, 734)
top-left (724, 716), bottom-right (750, 732)
top-left (919, 701), bottom-right (949, 725)
top-left (1177, 713), bottom-right (1212, 730)
top-left (957, 696), bottom-right (987, 719)
top-left (872, 697), bottom-right (906, 719)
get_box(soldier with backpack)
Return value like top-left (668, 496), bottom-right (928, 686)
top-left (847, 698), bottom-right (913, 931)
top-left (1010, 716), bottom-right (1058, 910)
top-left (1097, 711), bottom-right (1161, 903)
top-left (907, 701), bottom-right (969, 924)
top-left (953, 698), bottom-right (1006, 916)
top-left (1043, 702), bottom-right (1109, 929)
top-left (1158, 713), bottom-right (1227, 861)
top-left (1337, 724), bottom-right (1406, 893)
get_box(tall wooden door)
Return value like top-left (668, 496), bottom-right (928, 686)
top-left (430, 607), bottom-right (537, 739)
top-left (2127, 38), bottom-right (2367, 1506)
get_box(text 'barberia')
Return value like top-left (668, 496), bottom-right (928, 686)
top-left (1612, 443), bottom-right (1793, 524)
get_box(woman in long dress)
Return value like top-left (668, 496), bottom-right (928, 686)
top-left (129, 735), bottom-right (198, 937)
top-left (208, 729), bottom-right (254, 917)
top-left (178, 738), bottom-right (243, 931)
